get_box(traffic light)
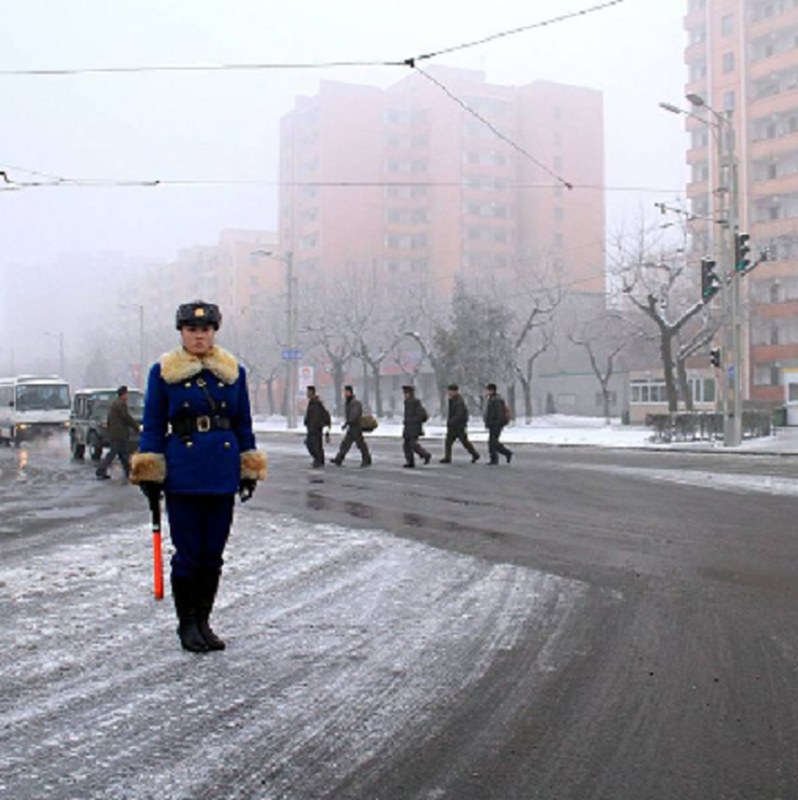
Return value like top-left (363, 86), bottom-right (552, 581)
top-left (701, 257), bottom-right (719, 299)
top-left (735, 231), bottom-right (751, 273)
top-left (710, 347), bottom-right (721, 368)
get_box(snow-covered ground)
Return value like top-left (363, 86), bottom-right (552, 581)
top-left (0, 511), bottom-right (587, 800)
top-left (254, 413), bottom-right (798, 454)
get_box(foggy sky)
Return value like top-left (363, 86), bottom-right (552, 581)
top-left (0, 0), bottom-right (686, 360)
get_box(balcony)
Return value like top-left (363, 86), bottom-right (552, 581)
top-left (749, 48), bottom-right (798, 81)
top-left (752, 259), bottom-right (798, 280)
top-left (749, 4), bottom-right (798, 39)
top-left (755, 297), bottom-right (798, 316)
top-left (751, 343), bottom-right (798, 362)
top-left (749, 131), bottom-right (798, 158)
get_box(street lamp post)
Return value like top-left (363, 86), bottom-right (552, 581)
top-left (660, 96), bottom-right (742, 446)
top-left (43, 331), bottom-right (65, 378)
top-left (252, 250), bottom-right (297, 429)
top-left (686, 93), bottom-right (742, 447)
top-left (119, 304), bottom-right (146, 389)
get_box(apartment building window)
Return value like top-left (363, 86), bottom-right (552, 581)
top-left (554, 232), bottom-right (564, 249)
top-left (553, 156), bottom-right (563, 171)
top-left (724, 90), bottom-right (736, 111)
top-left (771, 283), bottom-right (782, 303)
top-left (771, 326), bottom-right (780, 345)
top-left (691, 129), bottom-right (709, 149)
top-left (690, 59), bottom-right (708, 81)
top-left (722, 52), bottom-right (735, 74)
top-left (721, 14), bottom-right (733, 36)
top-left (771, 366), bottom-right (781, 386)
top-left (689, 25), bottom-right (707, 45)
top-left (555, 207), bottom-right (565, 222)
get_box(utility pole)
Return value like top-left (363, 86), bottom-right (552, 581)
top-left (285, 251), bottom-right (298, 430)
top-left (138, 304), bottom-right (146, 390)
top-left (722, 111), bottom-right (742, 447)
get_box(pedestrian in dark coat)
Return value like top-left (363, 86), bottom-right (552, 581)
top-left (304, 385), bottom-right (331, 468)
top-left (130, 300), bottom-right (267, 653)
top-left (440, 384), bottom-right (480, 464)
top-left (96, 385), bottom-right (140, 479)
top-left (402, 385), bottom-right (431, 468)
top-left (331, 385), bottom-right (371, 467)
top-left (483, 383), bottom-right (513, 465)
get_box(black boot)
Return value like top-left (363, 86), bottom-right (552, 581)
top-left (195, 572), bottom-right (226, 651)
top-left (171, 575), bottom-right (209, 653)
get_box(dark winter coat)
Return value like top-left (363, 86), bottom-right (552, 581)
top-left (344, 396), bottom-right (363, 429)
top-left (304, 396), bottom-right (331, 431)
top-left (107, 397), bottom-right (139, 441)
top-left (484, 393), bottom-right (507, 430)
top-left (133, 345), bottom-right (264, 495)
top-left (403, 397), bottom-right (427, 439)
top-left (446, 394), bottom-right (469, 433)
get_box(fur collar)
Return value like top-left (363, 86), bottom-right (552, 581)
top-left (159, 345), bottom-right (239, 385)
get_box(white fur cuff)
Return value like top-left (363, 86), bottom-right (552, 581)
top-left (240, 449), bottom-right (267, 481)
top-left (130, 452), bottom-right (167, 484)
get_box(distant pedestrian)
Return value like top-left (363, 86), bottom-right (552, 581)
top-left (331, 385), bottom-right (371, 467)
top-left (402, 385), bottom-right (431, 468)
top-left (95, 386), bottom-right (139, 480)
top-left (484, 383), bottom-right (513, 465)
top-left (440, 384), bottom-right (480, 464)
top-left (304, 385), bottom-right (331, 468)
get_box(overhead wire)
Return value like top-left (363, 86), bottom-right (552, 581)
top-left (0, 1), bottom-right (628, 77)
top-left (0, 172), bottom-right (684, 195)
top-left (1, 1), bottom-right (633, 199)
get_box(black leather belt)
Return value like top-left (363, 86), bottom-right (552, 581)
top-left (171, 416), bottom-right (232, 437)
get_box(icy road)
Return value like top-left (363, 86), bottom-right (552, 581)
top-left (2, 434), bottom-right (798, 799)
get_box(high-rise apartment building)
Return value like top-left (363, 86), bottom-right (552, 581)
top-left (685, 0), bottom-right (798, 406)
top-left (279, 66), bottom-right (605, 295)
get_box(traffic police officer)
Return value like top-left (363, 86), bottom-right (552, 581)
top-left (131, 301), bottom-right (267, 653)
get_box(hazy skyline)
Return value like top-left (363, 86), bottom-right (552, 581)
top-left (1, 0), bottom-right (687, 270)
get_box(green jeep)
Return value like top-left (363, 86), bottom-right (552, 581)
top-left (69, 388), bottom-right (143, 460)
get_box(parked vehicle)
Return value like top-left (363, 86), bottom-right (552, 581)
top-left (0, 375), bottom-right (71, 444)
top-left (69, 388), bottom-right (143, 460)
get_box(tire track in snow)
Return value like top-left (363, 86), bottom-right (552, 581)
top-left (0, 510), bottom-right (587, 800)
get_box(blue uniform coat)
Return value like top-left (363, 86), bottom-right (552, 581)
top-left (132, 345), bottom-right (266, 495)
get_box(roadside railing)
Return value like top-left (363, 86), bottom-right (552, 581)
top-left (645, 411), bottom-right (773, 443)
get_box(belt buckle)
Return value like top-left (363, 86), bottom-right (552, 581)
top-left (196, 415), bottom-right (211, 433)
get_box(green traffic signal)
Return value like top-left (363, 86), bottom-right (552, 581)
top-left (735, 232), bottom-right (751, 273)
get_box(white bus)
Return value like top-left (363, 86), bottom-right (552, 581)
top-left (0, 375), bottom-right (71, 444)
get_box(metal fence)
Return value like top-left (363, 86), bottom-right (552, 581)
top-left (645, 411), bottom-right (773, 443)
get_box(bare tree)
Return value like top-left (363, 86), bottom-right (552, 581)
top-left (567, 312), bottom-right (630, 423)
top-left (612, 222), bottom-right (718, 413)
top-left (301, 267), bottom-right (372, 417)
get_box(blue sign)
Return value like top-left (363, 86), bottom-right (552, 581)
top-left (281, 348), bottom-right (302, 361)
top-left (727, 365), bottom-right (735, 380)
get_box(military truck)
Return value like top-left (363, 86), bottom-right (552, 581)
top-left (69, 388), bottom-right (143, 460)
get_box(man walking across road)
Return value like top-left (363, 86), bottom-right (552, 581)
top-left (332, 385), bottom-right (371, 467)
top-left (440, 383), bottom-right (480, 464)
top-left (304, 385), bottom-right (331, 468)
top-left (96, 386), bottom-right (140, 480)
top-left (484, 383), bottom-right (513, 466)
top-left (402, 385), bottom-right (431, 468)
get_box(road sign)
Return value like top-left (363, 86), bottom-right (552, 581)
top-left (297, 365), bottom-right (315, 394)
top-left (281, 348), bottom-right (302, 361)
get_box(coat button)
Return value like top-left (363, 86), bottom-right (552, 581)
top-left (186, 441), bottom-right (194, 448)
top-left (221, 401), bottom-right (227, 408)
top-left (184, 382), bottom-right (192, 388)
top-left (183, 401), bottom-right (190, 408)
top-left (218, 382), bottom-right (224, 388)
top-left (224, 441), bottom-right (231, 449)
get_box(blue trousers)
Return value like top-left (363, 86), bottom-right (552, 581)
top-left (165, 493), bottom-right (235, 579)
